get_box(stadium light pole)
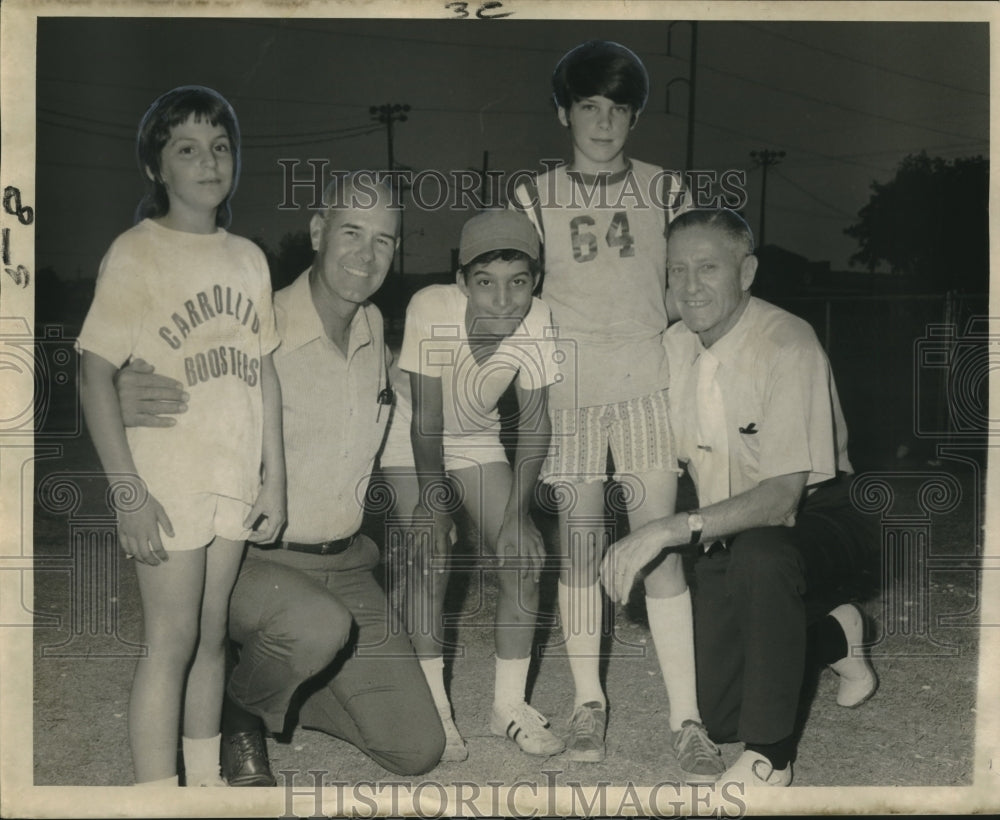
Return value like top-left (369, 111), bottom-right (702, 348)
top-left (749, 149), bottom-right (785, 248)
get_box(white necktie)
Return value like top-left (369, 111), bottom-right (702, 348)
top-left (692, 349), bottom-right (730, 507)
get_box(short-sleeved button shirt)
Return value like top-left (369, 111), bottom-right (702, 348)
top-left (273, 270), bottom-right (389, 543)
top-left (664, 297), bottom-right (852, 523)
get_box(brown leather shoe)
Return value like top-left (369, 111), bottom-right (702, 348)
top-left (221, 729), bottom-right (277, 787)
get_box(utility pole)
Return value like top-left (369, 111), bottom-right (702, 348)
top-left (466, 150), bottom-right (491, 207)
top-left (369, 103), bottom-right (410, 171)
top-left (479, 150), bottom-right (489, 205)
top-left (749, 149), bottom-right (785, 248)
top-left (370, 103), bottom-right (410, 272)
top-left (666, 21), bottom-right (698, 173)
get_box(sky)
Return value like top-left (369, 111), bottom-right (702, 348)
top-left (32, 14), bottom-right (989, 280)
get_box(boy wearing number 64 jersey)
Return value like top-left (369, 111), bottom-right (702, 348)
top-left (511, 40), bottom-right (722, 776)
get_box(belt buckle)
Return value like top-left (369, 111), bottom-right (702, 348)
top-left (320, 535), bottom-right (353, 555)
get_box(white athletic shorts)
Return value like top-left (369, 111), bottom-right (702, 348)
top-left (380, 411), bottom-right (508, 473)
top-left (151, 492), bottom-right (252, 551)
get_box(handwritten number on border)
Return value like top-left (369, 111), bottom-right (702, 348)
top-left (446, 1), bottom-right (514, 19)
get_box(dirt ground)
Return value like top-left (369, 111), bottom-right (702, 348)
top-left (29, 405), bottom-right (985, 808)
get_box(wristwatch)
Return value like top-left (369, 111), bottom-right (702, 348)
top-left (686, 510), bottom-right (705, 545)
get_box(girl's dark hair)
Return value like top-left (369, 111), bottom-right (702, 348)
top-left (134, 85), bottom-right (241, 228)
top-left (551, 40), bottom-right (649, 117)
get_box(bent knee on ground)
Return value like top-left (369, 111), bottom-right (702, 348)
top-left (368, 721), bottom-right (446, 776)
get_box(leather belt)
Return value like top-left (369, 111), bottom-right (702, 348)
top-left (281, 534), bottom-right (356, 556)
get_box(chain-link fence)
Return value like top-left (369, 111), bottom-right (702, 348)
top-left (767, 292), bottom-right (990, 469)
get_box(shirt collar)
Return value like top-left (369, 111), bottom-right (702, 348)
top-left (566, 159), bottom-right (633, 188)
top-left (276, 269), bottom-right (324, 352)
top-left (690, 295), bottom-right (758, 368)
top-left (276, 269), bottom-right (375, 356)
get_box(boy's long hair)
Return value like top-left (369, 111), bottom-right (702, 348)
top-left (551, 40), bottom-right (649, 116)
top-left (134, 85), bottom-right (241, 228)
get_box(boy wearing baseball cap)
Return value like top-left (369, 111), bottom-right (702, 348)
top-left (382, 209), bottom-right (563, 759)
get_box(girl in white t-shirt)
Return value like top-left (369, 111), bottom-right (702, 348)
top-left (78, 86), bottom-right (285, 786)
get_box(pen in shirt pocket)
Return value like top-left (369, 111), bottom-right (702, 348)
top-left (376, 386), bottom-right (394, 422)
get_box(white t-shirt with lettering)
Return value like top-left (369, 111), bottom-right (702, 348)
top-left (77, 218), bottom-right (280, 504)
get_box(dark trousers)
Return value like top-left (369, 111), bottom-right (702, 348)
top-left (227, 534), bottom-right (445, 776)
top-left (693, 476), bottom-right (875, 746)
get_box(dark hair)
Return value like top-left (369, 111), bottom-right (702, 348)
top-left (667, 208), bottom-right (756, 255)
top-left (135, 85), bottom-right (241, 228)
top-left (551, 40), bottom-right (649, 118)
top-left (460, 248), bottom-right (541, 282)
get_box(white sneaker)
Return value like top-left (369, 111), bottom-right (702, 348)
top-left (490, 701), bottom-right (565, 756)
top-left (719, 750), bottom-right (792, 788)
top-left (438, 706), bottom-right (469, 762)
top-left (828, 603), bottom-right (878, 707)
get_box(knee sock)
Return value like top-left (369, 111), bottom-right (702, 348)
top-left (182, 734), bottom-right (222, 785)
top-left (493, 656), bottom-right (530, 711)
top-left (135, 774), bottom-right (179, 787)
top-left (812, 613), bottom-right (849, 666)
top-left (646, 589), bottom-right (701, 732)
top-left (558, 580), bottom-right (606, 709)
top-left (419, 656), bottom-right (451, 713)
top-left (746, 735), bottom-right (796, 771)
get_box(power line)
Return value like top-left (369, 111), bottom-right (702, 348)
top-left (37, 75), bottom-right (376, 113)
top-left (37, 114), bottom-right (382, 148)
top-left (770, 168), bottom-right (856, 219)
top-left (698, 58), bottom-right (983, 144)
top-left (768, 202), bottom-right (852, 222)
top-left (228, 18), bottom-right (571, 57)
top-left (37, 117), bottom-right (134, 142)
top-left (738, 21), bottom-right (988, 97)
top-left (38, 77), bottom-right (554, 119)
top-left (688, 114), bottom-right (892, 174)
top-left (37, 106), bottom-right (135, 132)
top-left (788, 141), bottom-right (988, 169)
top-left (39, 106), bottom-right (379, 142)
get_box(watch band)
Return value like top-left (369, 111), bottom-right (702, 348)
top-left (687, 509), bottom-right (704, 545)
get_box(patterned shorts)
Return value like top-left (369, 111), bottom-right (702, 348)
top-left (541, 388), bottom-right (678, 484)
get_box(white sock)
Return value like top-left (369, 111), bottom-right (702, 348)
top-left (135, 774), bottom-right (179, 787)
top-left (419, 656), bottom-right (452, 713)
top-left (646, 589), bottom-right (701, 731)
top-left (182, 734), bottom-right (221, 784)
top-left (558, 580), bottom-right (606, 709)
top-left (493, 656), bottom-right (530, 711)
